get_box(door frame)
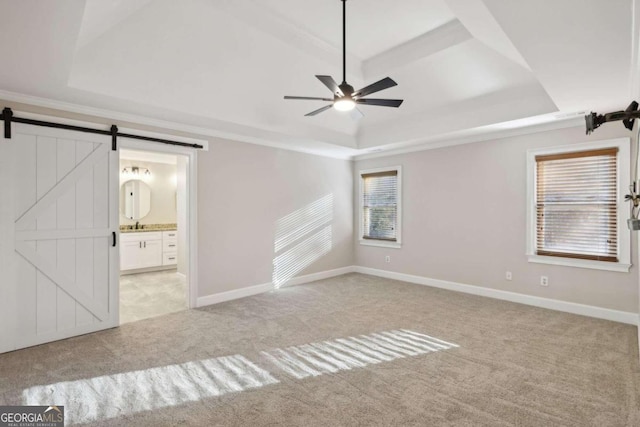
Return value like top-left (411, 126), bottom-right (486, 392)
top-left (0, 110), bottom-right (204, 352)
top-left (0, 128), bottom-right (16, 353)
top-left (118, 133), bottom-right (200, 310)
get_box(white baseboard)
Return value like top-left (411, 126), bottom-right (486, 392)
top-left (354, 266), bottom-right (638, 325)
top-left (197, 282), bottom-right (273, 307)
top-left (196, 264), bottom-right (636, 325)
top-left (279, 266), bottom-right (355, 288)
top-left (196, 266), bottom-right (356, 308)
top-left (120, 266), bottom-right (176, 276)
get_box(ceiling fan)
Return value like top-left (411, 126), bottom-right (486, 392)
top-left (284, 0), bottom-right (403, 118)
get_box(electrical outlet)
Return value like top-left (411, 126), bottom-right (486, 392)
top-left (540, 276), bottom-right (549, 286)
top-left (385, 255), bottom-right (391, 263)
top-left (505, 271), bottom-right (512, 281)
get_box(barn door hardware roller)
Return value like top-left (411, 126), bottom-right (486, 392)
top-left (2, 107), bottom-right (13, 139)
top-left (0, 107), bottom-right (204, 149)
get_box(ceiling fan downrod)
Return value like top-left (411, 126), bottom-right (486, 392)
top-left (338, 0), bottom-right (354, 99)
top-left (283, 0), bottom-right (403, 117)
top-left (342, 0), bottom-right (347, 85)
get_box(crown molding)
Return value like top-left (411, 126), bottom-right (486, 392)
top-left (0, 89), bottom-right (358, 160)
top-left (353, 116), bottom-right (584, 160)
top-left (0, 89), bottom-right (586, 163)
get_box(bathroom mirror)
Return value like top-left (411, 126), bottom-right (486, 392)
top-left (121, 180), bottom-right (151, 220)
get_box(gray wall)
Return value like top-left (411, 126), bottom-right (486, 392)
top-left (197, 139), bottom-right (354, 297)
top-left (355, 124), bottom-right (638, 313)
top-left (3, 99), bottom-right (636, 313)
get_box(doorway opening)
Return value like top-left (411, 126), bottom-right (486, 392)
top-left (118, 149), bottom-right (190, 323)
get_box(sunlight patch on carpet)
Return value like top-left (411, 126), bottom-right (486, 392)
top-left (22, 354), bottom-right (278, 425)
top-left (21, 329), bottom-right (457, 424)
top-left (260, 329), bottom-right (458, 379)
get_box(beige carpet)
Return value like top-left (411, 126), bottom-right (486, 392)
top-left (1, 273), bottom-right (639, 426)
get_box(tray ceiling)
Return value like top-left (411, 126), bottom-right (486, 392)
top-left (0, 0), bottom-right (635, 158)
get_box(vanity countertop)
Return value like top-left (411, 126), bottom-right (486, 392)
top-left (120, 223), bottom-right (177, 233)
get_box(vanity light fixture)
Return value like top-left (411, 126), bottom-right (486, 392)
top-left (122, 166), bottom-right (151, 176)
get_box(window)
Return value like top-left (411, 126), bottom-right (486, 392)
top-left (359, 166), bottom-right (401, 248)
top-left (536, 148), bottom-right (617, 261)
top-left (527, 138), bottom-right (630, 272)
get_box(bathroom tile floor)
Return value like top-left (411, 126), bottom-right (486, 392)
top-left (119, 270), bottom-right (187, 324)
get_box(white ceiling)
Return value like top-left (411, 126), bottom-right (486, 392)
top-left (261, 0), bottom-right (456, 60)
top-left (0, 0), bottom-right (637, 158)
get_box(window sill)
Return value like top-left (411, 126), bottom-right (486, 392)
top-left (359, 239), bottom-right (402, 249)
top-left (527, 254), bottom-right (631, 273)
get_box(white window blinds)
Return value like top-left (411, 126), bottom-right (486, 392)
top-left (362, 170), bottom-right (398, 241)
top-left (535, 148), bottom-right (618, 262)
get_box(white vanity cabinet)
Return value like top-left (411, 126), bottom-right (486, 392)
top-left (120, 231), bottom-right (177, 271)
top-left (120, 232), bottom-right (162, 270)
top-left (162, 230), bottom-right (178, 266)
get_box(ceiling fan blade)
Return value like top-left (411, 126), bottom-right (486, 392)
top-left (305, 104), bottom-right (333, 117)
top-left (356, 98), bottom-right (403, 108)
top-left (354, 77), bottom-right (397, 98)
top-left (350, 108), bottom-right (364, 120)
top-left (285, 96), bottom-right (333, 101)
top-left (316, 75), bottom-right (343, 96)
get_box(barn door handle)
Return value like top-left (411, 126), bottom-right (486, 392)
top-left (112, 232), bottom-right (117, 247)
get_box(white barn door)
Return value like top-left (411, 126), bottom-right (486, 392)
top-left (3, 123), bottom-right (119, 352)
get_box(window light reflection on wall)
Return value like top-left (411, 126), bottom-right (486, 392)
top-left (272, 194), bottom-right (334, 288)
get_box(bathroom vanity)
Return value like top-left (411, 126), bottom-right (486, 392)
top-left (119, 176), bottom-right (179, 273)
top-left (120, 228), bottom-right (178, 272)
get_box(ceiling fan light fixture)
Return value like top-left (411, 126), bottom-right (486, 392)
top-left (334, 98), bottom-right (356, 112)
top-left (283, 0), bottom-right (403, 117)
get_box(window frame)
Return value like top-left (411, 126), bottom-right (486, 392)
top-left (526, 138), bottom-right (631, 273)
top-left (359, 166), bottom-right (402, 249)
